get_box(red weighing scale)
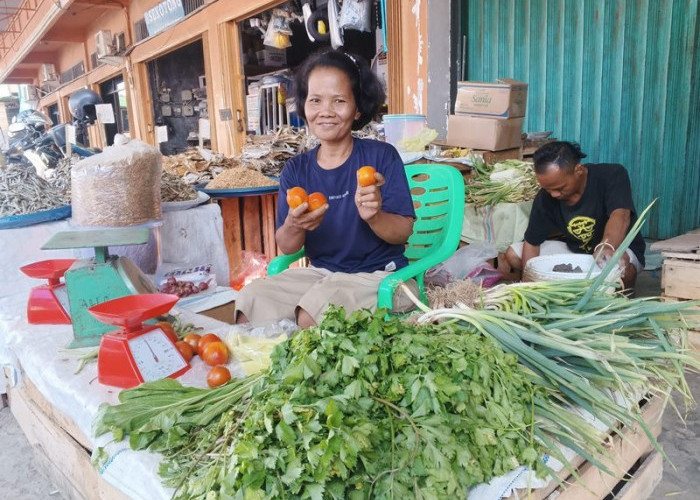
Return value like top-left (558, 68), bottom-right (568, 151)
top-left (19, 259), bottom-right (77, 324)
top-left (89, 293), bottom-right (190, 388)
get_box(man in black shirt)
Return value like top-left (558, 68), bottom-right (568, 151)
top-left (505, 141), bottom-right (645, 291)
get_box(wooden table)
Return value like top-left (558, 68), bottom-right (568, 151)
top-left (204, 187), bottom-right (280, 284)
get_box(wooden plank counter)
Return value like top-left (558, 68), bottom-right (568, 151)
top-left (218, 193), bottom-right (279, 283)
top-left (507, 395), bottom-right (664, 500)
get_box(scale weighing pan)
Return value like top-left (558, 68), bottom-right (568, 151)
top-left (90, 293), bottom-right (189, 388)
top-left (20, 259), bottom-right (77, 324)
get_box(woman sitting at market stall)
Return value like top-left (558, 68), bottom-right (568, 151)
top-left (235, 49), bottom-right (416, 328)
top-left (505, 141), bottom-right (645, 291)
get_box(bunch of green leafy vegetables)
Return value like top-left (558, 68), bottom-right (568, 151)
top-left (95, 307), bottom-right (545, 499)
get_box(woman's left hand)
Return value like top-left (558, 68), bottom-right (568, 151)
top-left (355, 172), bottom-right (386, 221)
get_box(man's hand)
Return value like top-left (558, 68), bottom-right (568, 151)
top-left (355, 172), bottom-right (385, 221)
top-left (594, 242), bottom-right (629, 270)
top-left (285, 202), bottom-right (328, 232)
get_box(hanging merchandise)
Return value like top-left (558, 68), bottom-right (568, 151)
top-left (328, 0), bottom-right (344, 49)
top-left (263, 9), bottom-right (294, 49)
top-left (339, 0), bottom-right (373, 32)
top-left (301, 0), bottom-right (330, 43)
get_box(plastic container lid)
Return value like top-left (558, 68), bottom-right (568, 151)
top-left (382, 114), bottom-right (426, 121)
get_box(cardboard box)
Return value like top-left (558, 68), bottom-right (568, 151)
top-left (446, 115), bottom-right (524, 151)
top-left (455, 79), bottom-right (528, 118)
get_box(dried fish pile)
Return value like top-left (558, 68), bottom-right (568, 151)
top-left (242, 122), bottom-right (383, 176)
top-left (162, 150), bottom-right (241, 186)
top-left (206, 167), bottom-right (278, 190)
top-left (0, 165), bottom-right (70, 217)
top-left (162, 122), bottom-right (384, 183)
top-left (48, 155), bottom-right (81, 197)
top-left (161, 172), bottom-right (197, 202)
top-left (241, 126), bottom-right (308, 176)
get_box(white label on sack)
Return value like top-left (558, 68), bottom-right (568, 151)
top-left (156, 125), bottom-right (168, 143)
top-left (65, 124), bottom-right (76, 145)
top-left (95, 104), bottom-right (116, 124)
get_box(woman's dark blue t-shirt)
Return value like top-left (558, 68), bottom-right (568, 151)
top-left (276, 138), bottom-right (415, 273)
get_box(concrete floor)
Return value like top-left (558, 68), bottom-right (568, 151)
top-left (0, 270), bottom-right (697, 500)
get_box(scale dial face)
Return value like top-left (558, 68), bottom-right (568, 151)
top-left (127, 328), bottom-right (188, 382)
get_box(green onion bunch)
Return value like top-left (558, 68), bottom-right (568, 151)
top-left (466, 158), bottom-right (541, 207)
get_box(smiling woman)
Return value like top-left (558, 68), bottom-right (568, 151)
top-left (234, 49), bottom-right (416, 328)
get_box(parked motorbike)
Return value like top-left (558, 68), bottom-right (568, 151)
top-left (2, 110), bottom-right (53, 167)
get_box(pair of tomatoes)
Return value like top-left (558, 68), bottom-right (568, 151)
top-left (285, 166), bottom-right (377, 210)
top-left (176, 332), bottom-right (231, 388)
top-left (287, 187), bottom-right (326, 211)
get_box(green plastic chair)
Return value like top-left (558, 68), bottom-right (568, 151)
top-left (267, 163), bottom-right (465, 309)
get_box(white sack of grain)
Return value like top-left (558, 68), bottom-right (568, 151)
top-left (71, 137), bottom-right (162, 227)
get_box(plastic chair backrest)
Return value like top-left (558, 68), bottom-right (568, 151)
top-left (403, 164), bottom-right (465, 264)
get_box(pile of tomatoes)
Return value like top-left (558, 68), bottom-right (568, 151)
top-left (157, 321), bottom-right (231, 388)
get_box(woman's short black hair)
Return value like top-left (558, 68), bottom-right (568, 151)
top-left (533, 141), bottom-right (588, 174)
top-left (292, 49), bottom-right (385, 129)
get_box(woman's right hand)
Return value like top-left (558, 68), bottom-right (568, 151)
top-left (285, 202), bottom-right (328, 232)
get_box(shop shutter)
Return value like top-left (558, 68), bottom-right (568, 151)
top-left (461, 0), bottom-right (700, 239)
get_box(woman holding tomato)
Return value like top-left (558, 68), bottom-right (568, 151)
top-left (235, 49), bottom-right (416, 328)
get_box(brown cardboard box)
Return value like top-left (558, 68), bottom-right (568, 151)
top-left (455, 79), bottom-right (528, 118)
top-left (446, 115), bottom-right (524, 151)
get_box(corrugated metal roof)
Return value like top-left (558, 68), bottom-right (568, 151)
top-left (464, 0), bottom-right (700, 239)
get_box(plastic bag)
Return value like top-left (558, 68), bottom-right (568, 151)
top-left (425, 242), bottom-right (498, 287)
top-left (263, 10), bottom-right (293, 48)
top-left (71, 137), bottom-right (161, 227)
top-left (466, 264), bottom-right (503, 288)
top-left (339, 0), bottom-right (372, 32)
top-left (230, 251), bottom-right (269, 290)
top-left (159, 263), bottom-right (217, 298)
top-left (223, 320), bottom-right (297, 375)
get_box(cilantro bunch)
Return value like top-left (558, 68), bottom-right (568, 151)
top-left (135, 307), bottom-right (543, 499)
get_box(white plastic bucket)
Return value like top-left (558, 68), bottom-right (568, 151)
top-left (382, 114), bottom-right (427, 150)
top-left (523, 254), bottom-right (602, 282)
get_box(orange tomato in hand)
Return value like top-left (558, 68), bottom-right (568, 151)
top-left (357, 166), bottom-right (377, 187)
top-left (197, 333), bottom-right (222, 356)
top-left (307, 192), bottom-right (327, 211)
top-left (201, 341), bottom-right (229, 366)
top-left (286, 187), bottom-right (308, 209)
top-left (207, 366), bottom-right (231, 388)
top-left (175, 341), bottom-right (194, 362)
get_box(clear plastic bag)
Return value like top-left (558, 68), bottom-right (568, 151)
top-left (230, 251), bottom-right (269, 290)
top-left (339, 0), bottom-right (372, 32)
top-left (158, 263), bottom-right (217, 298)
top-left (263, 10), bottom-right (293, 48)
top-left (466, 264), bottom-right (503, 288)
top-left (425, 242), bottom-right (498, 287)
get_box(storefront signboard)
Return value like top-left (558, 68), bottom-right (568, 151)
top-left (145, 0), bottom-right (185, 37)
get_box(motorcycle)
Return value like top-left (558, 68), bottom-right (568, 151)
top-left (23, 122), bottom-right (99, 179)
top-left (2, 110), bottom-right (53, 166)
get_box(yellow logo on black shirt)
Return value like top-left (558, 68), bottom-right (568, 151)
top-left (567, 216), bottom-right (596, 251)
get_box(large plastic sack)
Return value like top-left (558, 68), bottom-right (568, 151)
top-left (71, 136), bottom-right (161, 227)
top-left (461, 200), bottom-right (533, 253)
